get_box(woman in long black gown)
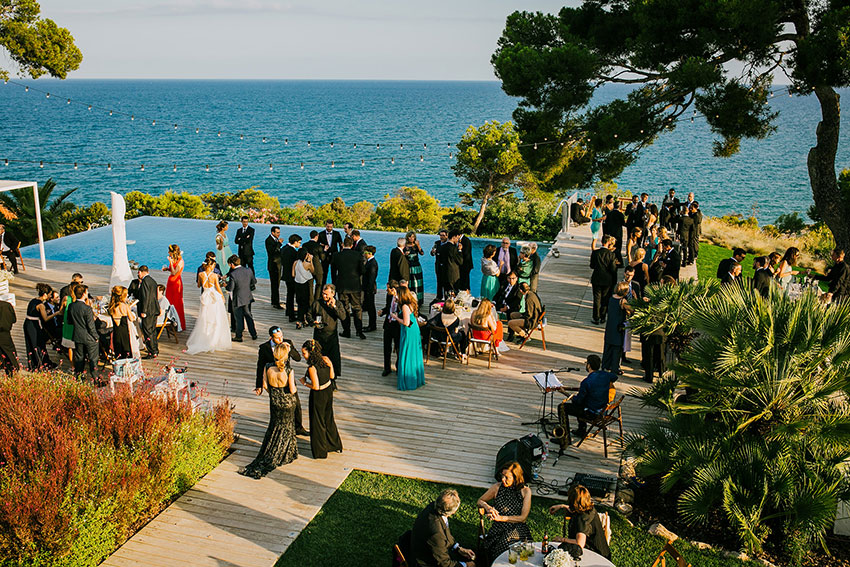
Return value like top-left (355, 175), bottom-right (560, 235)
top-left (240, 343), bottom-right (298, 479)
top-left (108, 285), bottom-right (136, 360)
top-left (23, 283), bottom-right (59, 370)
top-left (299, 340), bottom-right (343, 459)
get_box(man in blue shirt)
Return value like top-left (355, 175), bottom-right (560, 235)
top-left (558, 354), bottom-right (617, 439)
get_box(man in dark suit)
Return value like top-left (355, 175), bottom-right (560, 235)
top-left (507, 283), bottom-right (544, 341)
top-left (0, 298), bottom-right (18, 375)
top-left (317, 219), bottom-right (343, 284)
top-left (494, 271), bottom-right (521, 315)
top-left (255, 326), bottom-right (308, 435)
top-left (458, 233), bottom-right (473, 291)
top-left (751, 256), bottom-right (775, 297)
top-left (603, 201), bottom-right (626, 266)
top-left (720, 260), bottom-right (742, 285)
top-left (362, 246), bottom-right (379, 332)
top-left (332, 237), bottom-right (366, 340)
top-left (717, 248), bottom-right (747, 279)
top-left (496, 237), bottom-right (518, 286)
top-left (814, 248), bottom-right (850, 303)
top-left (265, 226), bottom-right (284, 309)
top-left (528, 242), bottom-right (542, 292)
top-left (411, 489), bottom-right (476, 567)
top-left (281, 234), bottom-right (301, 322)
top-left (351, 229), bottom-right (367, 254)
top-left (389, 236), bottom-right (411, 284)
top-left (136, 266), bottom-right (161, 359)
top-left (590, 236), bottom-right (618, 324)
top-left (431, 230), bottom-right (449, 300)
top-left (226, 255), bottom-right (257, 341)
top-left (689, 202), bottom-right (703, 260)
top-left (378, 281), bottom-right (400, 377)
top-left (60, 273), bottom-right (84, 305)
top-left (68, 285), bottom-right (99, 379)
top-left (443, 231), bottom-right (464, 294)
top-left (301, 230), bottom-right (325, 298)
top-left (678, 208), bottom-right (695, 266)
top-left (660, 239), bottom-right (681, 280)
top-left (311, 284), bottom-right (347, 378)
top-left (0, 225), bottom-right (19, 274)
top-left (625, 195), bottom-right (644, 241)
top-left (234, 216), bottom-right (256, 272)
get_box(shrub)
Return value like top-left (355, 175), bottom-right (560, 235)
top-left (627, 283), bottom-right (850, 564)
top-left (279, 201), bottom-right (317, 226)
top-left (374, 187), bottom-right (444, 233)
top-left (201, 187), bottom-right (281, 218)
top-left (477, 192), bottom-right (561, 241)
top-left (60, 202), bottom-right (110, 234)
top-left (0, 372), bottom-right (233, 567)
top-left (773, 211), bottom-right (807, 234)
top-left (124, 190), bottom-right (210, 219)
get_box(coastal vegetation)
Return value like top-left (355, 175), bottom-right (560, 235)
top-left (0, 372), bottom-right (234, 567)
top-left (0, 0), bottom-right (82, 81)
top-left (491, 2), bottom-right (850, 254)
top-left (628, 283), bottom-right (850, 565)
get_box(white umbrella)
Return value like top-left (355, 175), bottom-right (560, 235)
top-left (109, 191), bottom-right (133, 289)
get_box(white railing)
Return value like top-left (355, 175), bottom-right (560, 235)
top-left (554, 191), bottom-right (580, 238)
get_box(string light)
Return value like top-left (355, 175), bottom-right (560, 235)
top-left (173, 164), bottom-right (177, 172)
top-left (269, 163), bottom-right (273, 171)
top-left (353, 143), bottom-right (357, 149)
top-left (262, 137), bottom-right (267, 143)
top-left (240, 134), bottom-right (244, 140)
top-left (331, 161), bottom-right (335, 168)
top-left (420, 155), bottom-right (424, 162)
top-left (391, 157), bottom-right (395, 164)
top-left (74, 162), bottom-right (78, 170)
top-left (400, 143), bottom-right (404, 149)
top-left (377, 143), bottom-right (381, 150)
top-left (196, 128), bottom-right (199, 134)
top-left (67, 99), bottom-right (71, 105)
top-left (285, 138), bottom-right (289, 145)
top-left (39, 161), bottom-right (43, 168)
top-left (24, 86), bottom-right (28, 91)
top-left (300, 162), bottom-right (304, 169)
top-left (173, 124), bottom-right (178, 130)
top-left (361, 159), bottom-right (365, 166)
top-left (140, 164), bottom-right (144, 171)
top-left (107, 163), bottom-right (112, 171)
top-left (152, 119), bottom-right (156, 126)
top-left (330, 142), bottom-right (334, 148)
top-left (109, 110), bottom-right (113, 116)
top-left (218, 131), bottom-right (221, 137)
top-left (45, 92), bottom-right (50, 98)
top-left (205, 164), bottom-right (210, 172)
top-left (88, 105), bottom-right (92, 111)
top-left (307, 141), bottom-right (311, 147)
top-left (237, 164), bottom-right (242, 171)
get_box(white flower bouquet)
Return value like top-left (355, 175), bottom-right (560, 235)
top-left (543, 548), bottom-right (574, 567)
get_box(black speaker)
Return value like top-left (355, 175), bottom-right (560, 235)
top-left (495, 434), bottom-right (544, 482)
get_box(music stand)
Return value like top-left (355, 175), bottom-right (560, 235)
top-left (521, 370), bottom-right (563, 435)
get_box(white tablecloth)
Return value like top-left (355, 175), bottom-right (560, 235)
top-left (492, 542), bottom-right (614, 567)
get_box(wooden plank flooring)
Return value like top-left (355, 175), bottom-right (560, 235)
top-left (7, 224), bottom-right (662, 567)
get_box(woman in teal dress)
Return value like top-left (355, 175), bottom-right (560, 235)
top-left (215, 220), bottom-right (233, 269)
top-left (392, 287), bottom-right (425, 391)
top-left (590, 198), bottom-right (604, 250)
top-left (517, 246), bottom-right (533, 312)
top-left (480, 244), bottom-right (500, 300)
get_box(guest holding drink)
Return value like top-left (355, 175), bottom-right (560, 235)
top-left (405, 231), bottom-right (425, 306)
top-left (590, 198), bottom-right (604, 251)
top-left (215, 220), bottom-right (233, 272)
top-left (392, 286), bottom-right (425, 391)
top-left (549, 485), bottom-right (611, 559)
top-left (108, 285), bottom-right (137, 360)
top-left (775, 247), bottom-right (800, 293)
top-left (162, 244), bottom-right (186, 329)
top-left (480, 245), bottom-right (500, 300)
top-left (477, 461), bottom-right (532, 564)
top-left (24, 283), bottom-right (59, 370)
top-left (310, 284), bottom-right (346, 378)
top-left (299, 340), bottom-right (343, 459)
top-left (241, 342), bottom-right (298, 478)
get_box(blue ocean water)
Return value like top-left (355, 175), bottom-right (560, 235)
top-left (20, 217), bottom-right (547, 295)
top-left (1, 80), bottom-right (848, 223)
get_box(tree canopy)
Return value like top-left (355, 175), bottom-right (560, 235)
top-left (492, 1), bottom-right (850, 250)
top-left (0, 0), bottom-right (82, 80)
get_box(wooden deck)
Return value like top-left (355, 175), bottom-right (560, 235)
top-left (7, 224), bottom-right (663, 567)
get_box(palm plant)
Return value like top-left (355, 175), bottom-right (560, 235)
top-left (0, 178), bottom-right (77, 244)
top-left (626, 283), bottom-right (850, 564)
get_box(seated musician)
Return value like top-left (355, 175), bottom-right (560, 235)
top-left (494, 271), bottom-right (521, 316)
top-left (557, 355), bottom-right (617, 439)
top-left (506, 283), bottom-right (543, 342)
top-left (570, 198), bottom-right (591, 225)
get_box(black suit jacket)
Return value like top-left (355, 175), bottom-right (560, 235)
top-left (138, 275), bottom-right (160, 318)
top-left (234, 226), bottom-right (255, 258)
top-left (353, 238), bottom-right (367, 254)
top-left (389, 247), bottom-right (410, 284)
top-left (225, 265), bottom-right (256, 308)
top-left (265, 235), bottom-right (282, 270)
top-left (68, 300), bottom-right (98, 344)
top-left (494, 282), bottom-right (521, 313)
top-left (460, 236), bottom-right (473, 272)
top-left (0, 231), bottom-right (19, 252)
top-left (411, 501), bottom-right (461, 567)
top-left (603, 209), bottom-right (625, 239)
top-left (280, 244), bottom-right (299, 283)
top-left (311, 298), bottom-right (347, 339)
top-left (381, 293), bottom-right (400, 329)
top-left (815, 260), bottom-right (850, 299)
top-left (332, 249), bottom-right (364, 293)
top-left (590, 248), bottom-right (618, 287)
top-left (255, 338), bottom-right (301, 389)
top-left (363, 257), bottom-right (378, 294)
top-left (443, 243), bottom-right (463, 286)
top-left (318, 230), bottom-right (342, 261)
top-left (716, 257), bottom-right (735, 279)
top-left (752, 268), bottom-right (774, 297)
top-left (302, 240), bottom-right (325, 281)
top-left (662, 248), bottom-right (681, 280)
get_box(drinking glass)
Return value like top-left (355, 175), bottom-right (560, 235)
top-left (508, 548), bottom-right (518, 565)
top-left (519, 546), bottom-right (529, 561)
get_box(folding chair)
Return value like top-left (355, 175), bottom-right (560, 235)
top-left (467, 322), bottom-right (498, 368)
top-left (425, 324), bottom-right (460, 369)
top-left (518, 310), bottom-right (547, 350)
top-left (393, 529), bottom-right (412, 567)
top-left (576, 395), bottom-right (625, 458)
top-left (14, 243), bottom-right (24, 272)
top-left (156, 319), bottom-right (179, 343)
top-left (650, 539), bottom-right (691, 567)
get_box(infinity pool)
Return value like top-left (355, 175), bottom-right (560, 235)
top-left (21, 217), bottom-right (548, 295)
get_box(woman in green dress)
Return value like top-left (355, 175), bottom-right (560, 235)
top-left (480, 244), bottom-right (500, 300)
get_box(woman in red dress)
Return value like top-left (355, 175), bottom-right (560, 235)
top-left (163, 244), bottom-right (186, 329)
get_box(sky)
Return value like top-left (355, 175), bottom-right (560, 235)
top-left (37, 1), bottom-right (574, 80)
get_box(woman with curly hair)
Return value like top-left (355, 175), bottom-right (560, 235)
top-left (299, 340), bottom-right (343, 459)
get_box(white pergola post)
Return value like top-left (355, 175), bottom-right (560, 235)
top-left (0, 180), bottom-right (47, 270)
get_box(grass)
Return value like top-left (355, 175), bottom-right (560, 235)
top-left (275, 470), bottom-right (758, 567)
top-left (696, 243), bottom-right (755, 282)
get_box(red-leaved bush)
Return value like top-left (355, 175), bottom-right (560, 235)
top-left (0, 372), bottom-right (234, 567)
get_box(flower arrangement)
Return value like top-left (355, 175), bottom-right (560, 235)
top-left (543, 548), bottom-right (574, 567)
top-left (0, 270), bottom-right (15, 283)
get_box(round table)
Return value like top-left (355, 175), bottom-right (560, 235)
top-left (491, 542), bottom-right (614, 567)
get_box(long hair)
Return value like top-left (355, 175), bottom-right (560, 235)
top-left (216, 220), bottom-right (228, 232)
top-left (35, 282), bottom-right (52, 298)
top-left (398, 286), bottom-right (418, 317)
top-left (108, 285), bottom-right (127, 314)
top-left (781, 247), bottom-right (800, 266)
top-left (499, 461), bottom-right (526, 489)
top-left (567, 485), bottom-right (593, 513)
top-left (168, 244), bottom-right (181, 261)
top-left (273, 343), bottom-right (291, 371)
top-left (482, 244), bottom-right (497, 259)
top-left (471, 299), bottom-right (492, 326)
top-left (302, 339), bottom-right (328, 368)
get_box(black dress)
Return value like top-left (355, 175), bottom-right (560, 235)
top-left (112, 314), bottom-right (133, 360)
top-left (482, 484), bottom-right (532, 560)
top-left (311, 299), bottom-right (346, 378)
top-left (23, 298), bottom-right (55, 370)
top-left (308, 365), bottom-right (343, 459)
top-left (567, 508), bottom-right (610, 559)
top-left (242, 363), bottom-right (298, 478)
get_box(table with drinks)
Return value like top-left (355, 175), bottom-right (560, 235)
top-left (492, 541), bottom-right (615, 567)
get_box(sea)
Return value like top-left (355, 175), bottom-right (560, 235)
top-left (1, 80), bottom-right (848, 223)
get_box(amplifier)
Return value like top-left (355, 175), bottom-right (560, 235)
top-left (559, 473), bottom-right (617, 498)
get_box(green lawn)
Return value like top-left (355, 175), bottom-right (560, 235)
top-left (276, 470), bottom-right (757, 567)
top-left (696, 243), bottom-right (755, 282)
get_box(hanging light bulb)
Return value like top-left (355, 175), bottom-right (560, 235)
top-left (361, 159), bottom-right (365, 166)
top-left (533, 143), bottom-right (538, 150)
top-left (308, 141), bottom-right (311, 147)
top-left (174, 124), bottom-right (178, 130)
top-left (262, 137), bottom-right (267, 143)
top-left (447, 142), bottom-right (450, 148)
top-left (45, 92), bottom-right (50, 98)
top-left (206, 164), bottom-right (210, 172)
top-left (400, 143), bottom-right (404, 149)
top-left (285, 138), bottom-right (289, 145)
top-left (218, 131), bottom-right (221, 137)
top-left (237, 164), bottom-right (242, 171)
top-left (420, 155), bottom-right (424, 162)
top-left (152, 119), bottom-right (156, 126)
top-left (107, 163), bottom-right (112, 171)
top-left (449, 152), bottom-right (453, 159)
top-left (269, 163), bottom-right (273, 171)
top-left (424, 143), bottom-right (427, 149)
top-left (173, 164), bottom-right (177, 172)
top-left (24, 86), bottom-right (28, 92)
top-left (88, 105), bottom-right (92, 111)
top-left (67, 99), bottom-right (71, 104)
top-left (330, 142), bottom-right (334, 148)
top-left (377, 143), bottom-right (381, 150)
top-left (39, 161), bottom-right (43, 168)
top-left (331, 161), bottom-right (335, 168)
top-left (300, 162), bottom-right (304, 170)
top-left (391, 157), bottom-right (395, 164)
top-left (140, 164), bottom-right (144, 171)
top-left (74, 162), bottom-right (78, 170)
top-left (110, 110), bottom-right (114, 116)
top-left (240, 134), bottom-right (244, 140)
top-left (195, 128), bottom-right (199, 134)
top-left (3, 159), bottom-right (7, 166)
top-left (614, 134), bottom-right (618, 138)
top-left (353, 143), bottom-right (357, 149)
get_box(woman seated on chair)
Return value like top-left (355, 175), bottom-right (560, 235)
top-left (469, 299), bottom-right (505, 355)
top-left (428, 299), bottom-right (468, 359)
top-left (477, 461), bottom-right (532, 565)
top-left (506, 283), bottom-right (543, 343)
top-left (549, 484), bottom-right (611, 559)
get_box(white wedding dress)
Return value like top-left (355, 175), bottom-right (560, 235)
top-left (185, 272), bottom-right (232, 354)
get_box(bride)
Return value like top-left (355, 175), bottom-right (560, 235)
top-left (185, 259), bottom-right (232, 354)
